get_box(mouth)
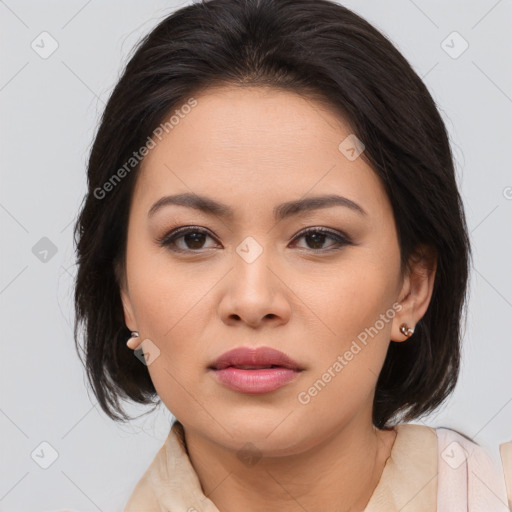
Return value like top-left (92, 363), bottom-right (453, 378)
top-left (208, 346), bottom-right (304, 394)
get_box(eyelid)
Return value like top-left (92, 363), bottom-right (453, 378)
top-left (155, 225), bottom-right (217, 246)
top-left (293, 226), bottom-right (352, 242)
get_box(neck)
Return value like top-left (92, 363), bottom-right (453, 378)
top-left (182, 413), bottom-right (397, 512)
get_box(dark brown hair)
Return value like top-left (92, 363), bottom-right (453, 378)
top-left (73, 0), bottom-right (470, 428)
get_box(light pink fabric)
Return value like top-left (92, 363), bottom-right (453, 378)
top-left (501, 441), bottom-right (512, 510)
top-left (436, 427), bottom-right (510, 511)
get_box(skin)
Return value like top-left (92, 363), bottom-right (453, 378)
top-left (120, 86), bottom-right (436, 512)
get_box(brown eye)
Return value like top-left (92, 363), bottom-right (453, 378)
top-left (291, 227), bottom-right (352, 251)
top-left (157, 227), bottom-right (219, 252)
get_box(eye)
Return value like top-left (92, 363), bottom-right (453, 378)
top-left (156, 226), bottom-right (219, 252)
top-left (290, 227), bottom-right (353, 251)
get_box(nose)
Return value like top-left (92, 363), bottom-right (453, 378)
top-left (217, 244), bottom-right (292, 329)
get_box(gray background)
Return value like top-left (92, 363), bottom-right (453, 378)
top-left (1, 0), bottom-right (511, 510)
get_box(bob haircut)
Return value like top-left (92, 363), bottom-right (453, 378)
top-left (73, 0), bottom-right (470, 429)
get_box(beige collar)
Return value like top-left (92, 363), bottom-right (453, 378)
top-left (125, 421), bottom-right (438, 512)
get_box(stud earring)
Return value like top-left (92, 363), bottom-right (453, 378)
top-left (399, 323), bottom-right (414, 337)
top-left (126, 331), bottom-right (141, 349)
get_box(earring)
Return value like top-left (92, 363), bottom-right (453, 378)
top-left (126, 331), bottom-right (141, 349)
top-left (399, 323), bottom-right (414, 337)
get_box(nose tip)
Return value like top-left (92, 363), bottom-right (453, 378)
top-left (218, 258), bottom-right (292, 328)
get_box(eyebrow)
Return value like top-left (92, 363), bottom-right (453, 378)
top-left (148, 192), bottom-right (367, 221)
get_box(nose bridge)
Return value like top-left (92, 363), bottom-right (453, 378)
top-left (218, 234), bottom-right (290, 327)
top-left (232, 234), bottom-right (274, 299)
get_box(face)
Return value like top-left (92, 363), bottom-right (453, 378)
top-left (120, 86), bottom-right (421, 455)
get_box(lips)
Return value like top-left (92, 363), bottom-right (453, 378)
top-left (209, 346), bottom-right (303, 371)
top-left (209, 346), bottom-right (304, 394)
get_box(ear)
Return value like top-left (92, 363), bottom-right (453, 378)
top-left (115, 259), bottom-right (142, 350)
top-left (391, 244), bottom-right (437, 342)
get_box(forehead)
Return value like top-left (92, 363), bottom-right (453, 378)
top-left (144, 86), bottom-right (353, 168)
top-left (135, 86), bottom-right (389, 218)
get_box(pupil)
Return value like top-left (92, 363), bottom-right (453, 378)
top-left (185, 232), bottom-right (205, 249)
top-left (306, 232), bottom-right (325, 249)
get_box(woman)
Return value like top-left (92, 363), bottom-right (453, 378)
top-left (72, 0), bottom-right (512, 510)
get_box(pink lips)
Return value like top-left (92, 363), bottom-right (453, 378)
top-left (209, 346), bottom-right (303, 394)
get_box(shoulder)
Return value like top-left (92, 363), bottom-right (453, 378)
top-left (430, 425), bottom-right (510, 510)
top-left (434, 425), bottom-right (507, 476)
top-left (394, 422), bottom-right (506, 471)
top-left (389, 423), bottom-right (510, 510)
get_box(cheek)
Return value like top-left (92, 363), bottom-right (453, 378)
top-left (126, 240), bottom-right (203, 340)
top-left (125, 253), bottom-right (216, 409)
top-left (294, 287), bottom-right (396, 426)
top-left (308, 258), bottom-right (398, 343)
top-left (297, 254), bottom-right (399, 397)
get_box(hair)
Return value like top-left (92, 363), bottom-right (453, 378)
top-left (73, 0), bottom-right (471, 428)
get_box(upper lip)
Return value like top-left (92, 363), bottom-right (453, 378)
top-left (209, 346), bottom-right (303, 371)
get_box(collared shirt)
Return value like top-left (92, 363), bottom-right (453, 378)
top-left (124, 420), bottom-right (512, 511)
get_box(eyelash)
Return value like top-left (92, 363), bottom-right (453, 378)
top-left (156, 225), bottom-right (353, 254)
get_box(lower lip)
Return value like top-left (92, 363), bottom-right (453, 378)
top-left (211, 367), bottom-right (302, 393)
